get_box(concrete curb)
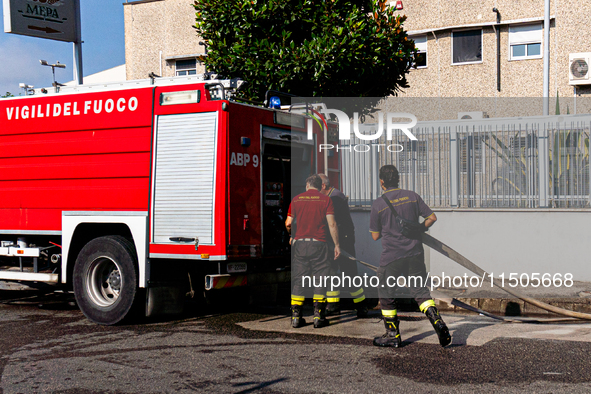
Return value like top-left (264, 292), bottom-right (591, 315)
top-left (435, 297), bottom-right (591, 316)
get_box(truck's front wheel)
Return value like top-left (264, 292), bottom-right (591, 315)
top-left (73, 236), bottom-right (139, 325)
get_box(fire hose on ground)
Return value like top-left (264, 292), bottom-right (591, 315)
top-left (341, 233), bottom-right (591, 324)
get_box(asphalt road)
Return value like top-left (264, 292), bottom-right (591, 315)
top-left (1, 290), bottom-right (591, 393)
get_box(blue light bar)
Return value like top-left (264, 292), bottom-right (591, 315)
top-left (269, 96), bottom-right (281, 109)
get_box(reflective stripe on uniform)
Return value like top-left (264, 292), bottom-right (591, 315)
top-left (313, 294), bottom-right (327, 302)
top-left (350, 288), bottom-right (364, 297)
top-left (382, 309), bottom-right (398, 317)
top-left (291, 294), bottom-right (305, 306)
top-left (326, 290), bottom-right (340, 303)
top-left (351, 288), bottom-right (365, 303)
top-left (353, 295), bottom-right (366, 303)
top-left (419, 299), bottom-right (436, 313)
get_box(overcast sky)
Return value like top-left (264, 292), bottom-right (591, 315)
top-left (0, 1), bottom-right (125, 95)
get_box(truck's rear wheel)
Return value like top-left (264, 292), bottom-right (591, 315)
top-left (73, 236), bottom-right (139, 325)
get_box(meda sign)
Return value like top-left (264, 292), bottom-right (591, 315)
top-left (3, 0), bottom-right (78, 42)
top-left (309, 109), bottom-right (418, 141)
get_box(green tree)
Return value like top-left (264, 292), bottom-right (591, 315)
top-left (1, 92), bottom-right (14, 98)
top-left (194, 0), bottom-right (416, 108)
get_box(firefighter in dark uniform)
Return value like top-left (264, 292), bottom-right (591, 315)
top-left (318, 174), bottom-right (368, 318)
top-left (370, 165), bottom-right (451, 347)
top-left (285, 174), bottom-right (341, 328)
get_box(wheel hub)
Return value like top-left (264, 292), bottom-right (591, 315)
top-left (86, 257), bottom-right (123, 308)
top-left (107, 270), bottom-right (121, 291)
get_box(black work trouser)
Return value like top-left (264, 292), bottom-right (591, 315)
top-left (378, 253), bottom-right (432, 313)
top-left (329, 234), bottom-right (358, 277)
top-left (327, 234), bottom-right (365, 301)
top-left (291, 240), bottom-right (330, 298)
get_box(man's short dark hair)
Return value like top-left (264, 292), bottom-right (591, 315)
top-left (379, 165), bottom-right (400, 189)
top-left (306, 174), bottom-right (322, 190)
top-left (317, 173), bottom-right (330, 187)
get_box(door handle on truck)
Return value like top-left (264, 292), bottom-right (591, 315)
top-left (169, 237), bottom-right (199, 250)
top-left (169, 237), bottom-right (195, 242)
top-left (280, 134), bottom-right (301, 141)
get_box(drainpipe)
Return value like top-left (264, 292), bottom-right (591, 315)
top-left (199, 41), bottom-right (208, 73)
top-left (538, 0), bottom-right (551, 208)
top-left (493, 8), bottom-right (501, 92)
top-left (543, 0), bottom-right (550, 115)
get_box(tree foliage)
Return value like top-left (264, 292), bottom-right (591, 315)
top-left (1, 92), bottom-right (14, 98)
top-left (194, 0), bottom-right (416, 105)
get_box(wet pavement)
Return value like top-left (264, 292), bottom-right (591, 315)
top-left (240, 308), bottom-right (591, 346)
top-left (1, 290), bottom-right (591, 393)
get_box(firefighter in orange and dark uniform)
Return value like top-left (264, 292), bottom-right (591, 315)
top-left (285, 175), bottom-right (341, 328)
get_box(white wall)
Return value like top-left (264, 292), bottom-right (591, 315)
top-left (350, 211), bottom-right (382, 275)
top-left (351, 209), bottom-right (591, 282)
top-left (64, 65), bottom-right (126, 86)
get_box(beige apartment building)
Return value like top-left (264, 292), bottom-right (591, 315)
top-left (122, 0), bottom-right (591, 277)
top-left (124, 0), bottom-right (207, 81)
top-left (124, 0), bottom-right (591, 114)
top-left (399, 0), bottom-right (591, 114)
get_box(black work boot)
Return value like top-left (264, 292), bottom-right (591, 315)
top-left (291, 305), bottom-right (306, 328)
top-left (355, 300), bottom-right (369, 318)
top-left (373, 317), bottom-right (402, 347)
top-left (313, 301), bottom-right (330, 328)
top-left (425, 306), bottom-right (451, 347)
top-left (326, 302), bottom-right (341, 316)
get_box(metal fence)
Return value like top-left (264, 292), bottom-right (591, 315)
top-left (341, 115), bottom-right (591, 209)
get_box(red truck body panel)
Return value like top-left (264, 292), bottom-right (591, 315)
top-left (0, 81), bottom-right (335, 263)
top-left (0, 88), bottom-right (153, 232)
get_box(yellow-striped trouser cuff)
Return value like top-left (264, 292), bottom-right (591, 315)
top-left (419, 299), bottom-right (436, 313)
top-left (326, 291), bottom-right (340, 303)
top-left (291, 295), bottom-right (305, 306)
top-left (382, 309), bottom-right (398, 317)
top-left (350, 288), bottom-right (364, 297)
top-left (313, 294), bottom-right (326, 302)
top-left (353, 295), bottom-right (366, 303)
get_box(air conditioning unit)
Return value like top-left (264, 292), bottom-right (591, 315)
top-left (458, 111), bottom-right (488, 120)
top-left (569, 53), bottom-right (591, 85)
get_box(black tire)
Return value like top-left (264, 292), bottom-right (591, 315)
top-left (73, 236), bottom-right (139, 325)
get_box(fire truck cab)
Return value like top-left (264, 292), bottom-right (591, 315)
top-left (0, 75), bottom-right (340, 324)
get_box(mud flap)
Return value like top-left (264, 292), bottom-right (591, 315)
top-left (145, 282), bottom-right (184, 317)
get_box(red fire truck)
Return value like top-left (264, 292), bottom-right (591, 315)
top-left (0, 76), bottom-right (340, 325)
